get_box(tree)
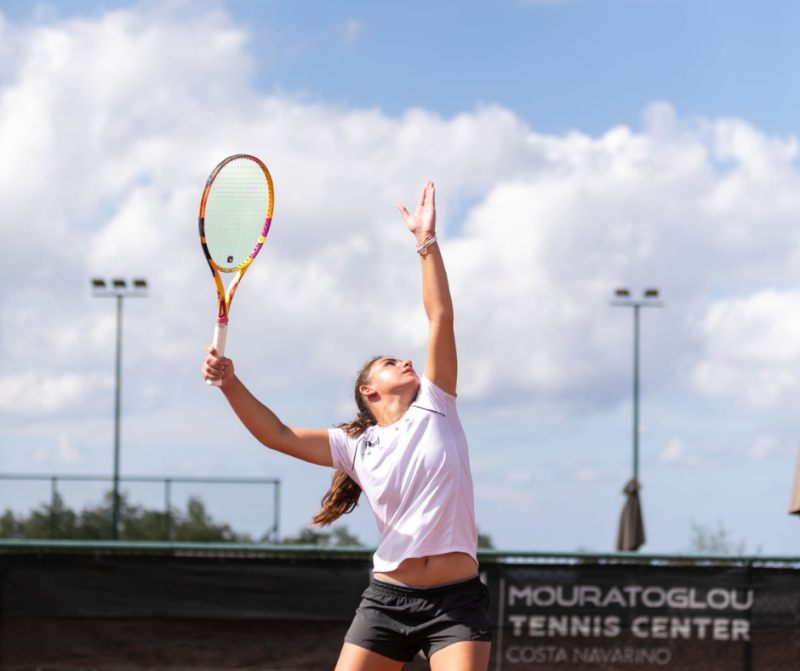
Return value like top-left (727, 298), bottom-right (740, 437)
top-left (171, 497), bottom-right (251, 543)
top-left (687, 520), bottom-right (748, 555)
top-left (1, 492), bottom-right (79, 539)
top-left (0, 490), bottom-right (253, 542)
top-left (477, 528), bottom-right (495, 549)
top-left (0, 510), bottom-right (21, 538)
top-left (280, 525), bottom-right (365, 547)
top-left (279, 525), bottom-right (493, 549)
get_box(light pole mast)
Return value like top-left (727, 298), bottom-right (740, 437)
top-left (612, 287), bottom-right (662, 550)
top-left (91, 277), bottom-right (148, 540)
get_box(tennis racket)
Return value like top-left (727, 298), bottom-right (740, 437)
top-left (198, 154), bottom-right (274, 386)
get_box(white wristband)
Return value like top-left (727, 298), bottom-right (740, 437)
top-left (416, 235), bottom-right (437, 256)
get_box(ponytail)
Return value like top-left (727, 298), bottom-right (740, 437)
top-left (311, 357), bottom-right (382, 527)
top-left (311, 468), bottom-right (363, 527)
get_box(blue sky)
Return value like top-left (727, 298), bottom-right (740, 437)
top-left (236, 0), bottom-right (800, 137)
top-left (1, 0), bottom-right (800, 555)
top-left (7, 0), bottom-right (800, 135)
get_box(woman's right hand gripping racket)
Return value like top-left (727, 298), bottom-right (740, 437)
top-left (198, 154), bottom-right (274, 386)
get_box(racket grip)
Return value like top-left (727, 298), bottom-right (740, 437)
top-left (207, 322), bottom-right (228, 387)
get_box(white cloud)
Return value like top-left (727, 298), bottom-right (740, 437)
top-left (659, 437), bottom-right (697, 465)
top-left (475, 482), bottom-right (536, 507)
top-left (0, 372), bottom-right (109, 416)
top-left (340, 18), bottom-right (365, 48)
top-left (692, 290), bottom-right (800, 407)
top-left (573, 466), bottom-right (605, 482)
top-left (747, 434), bottom-right (780, 461)
top-left (55, 433), bottom-right (86, 465)
top-left (506, 468), bottom-right (533, 484)
top-left (3, 3), bottom-right (800, 431)
top-left (1, 4), bottom-right (800, 518)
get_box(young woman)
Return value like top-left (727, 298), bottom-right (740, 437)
top-left (202, 181), bottom-right (491, 670)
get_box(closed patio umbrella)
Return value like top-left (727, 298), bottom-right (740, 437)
top-left (790, 448), bottom-right (800, 515)
top-left (616, 478), bottom-right (645, 551)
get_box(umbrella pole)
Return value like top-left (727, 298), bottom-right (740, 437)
top-left (633, 303), bottom-right (640, 484)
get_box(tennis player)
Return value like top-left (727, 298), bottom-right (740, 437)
top-left (202, 181), bottom-right (491, 670)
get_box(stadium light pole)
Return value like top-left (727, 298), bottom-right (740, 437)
top-left (611, 287), bottom-right (663, 550)
top-left (91, 277), bottom-right (148, 540)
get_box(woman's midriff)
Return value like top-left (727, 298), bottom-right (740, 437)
top-left (373, 552), bottom-right (478, 588)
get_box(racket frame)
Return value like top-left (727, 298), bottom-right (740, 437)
top-left (198, 153), bottom-right (274, 360)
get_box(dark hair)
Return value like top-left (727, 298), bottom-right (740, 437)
top-left (311, 356), bottom-right (383, 527)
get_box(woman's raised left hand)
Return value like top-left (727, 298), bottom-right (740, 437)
top-left (398, 181), bottom-right (436, 243)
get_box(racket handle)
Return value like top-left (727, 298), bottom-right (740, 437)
top-left (207, 322), bottom-right (228, 387)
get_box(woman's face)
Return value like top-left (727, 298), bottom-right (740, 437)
top-left (363, 357), bottom-right (419, 396)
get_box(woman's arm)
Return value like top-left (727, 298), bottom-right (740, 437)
top-left (202, 347), bottom-right (332, 466)
top-left (398, 181), bottom-right (457, 395)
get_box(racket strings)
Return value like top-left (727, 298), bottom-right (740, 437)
top-left (204, 157), bottom-right (270, 271)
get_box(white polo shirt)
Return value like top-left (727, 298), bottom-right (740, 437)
top-left (328, 376), bottom-right (478, 572)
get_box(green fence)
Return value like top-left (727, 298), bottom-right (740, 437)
top-left (1, 541), bottom-right (798, 670)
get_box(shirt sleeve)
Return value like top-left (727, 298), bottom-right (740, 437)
top-left (415, 375), bottom-right (457, 415)
top-left (328, 427), bottom-right (356, 476)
